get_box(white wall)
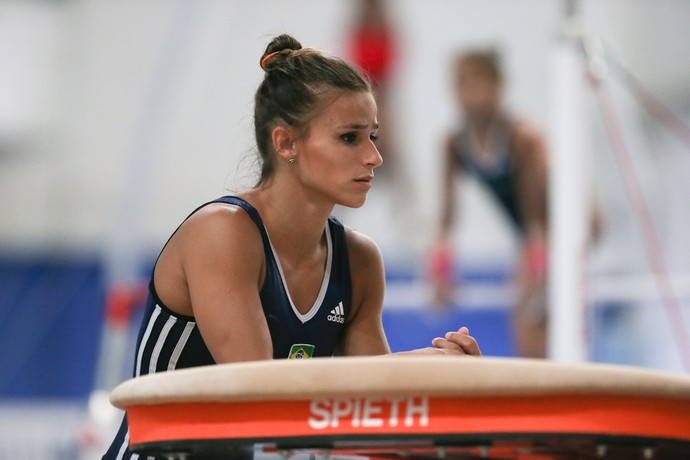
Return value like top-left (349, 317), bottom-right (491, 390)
top-left (1, 0), bottom-right (690, 275)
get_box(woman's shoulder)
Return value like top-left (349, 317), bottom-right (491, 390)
top-left (186, 198), bottom-right (254, 224)
top-left (343, 225), bottom-right (383, 266)
top-left (175, 198), bottom-right (263, 250)
top-left (343, 225), bottom-right (385, 307)
top-left (505, 116), bottom-right (547, 161)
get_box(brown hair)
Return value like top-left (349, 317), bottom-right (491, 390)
top-left (457, 49), bottom-right (503, 84)
top-left (253, 34), bottom-right (371, 186)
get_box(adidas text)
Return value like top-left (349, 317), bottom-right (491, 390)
top-left (328, 302), bottom-right (345, 323)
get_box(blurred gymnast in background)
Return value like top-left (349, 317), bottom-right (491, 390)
top-left (430, 49), bottom-right (550, 359)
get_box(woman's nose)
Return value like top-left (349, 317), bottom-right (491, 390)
top-left (367, 142), bottom-right (383, 168)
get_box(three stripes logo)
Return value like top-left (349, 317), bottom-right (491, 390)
top-left (327, 301), bottom-right (345, 324)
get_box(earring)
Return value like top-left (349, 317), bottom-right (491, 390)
top-left (288, 158), bottom-right (296, 164)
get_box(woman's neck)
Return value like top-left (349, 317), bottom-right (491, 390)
top-left (241, 185), bottom-right (332, 264)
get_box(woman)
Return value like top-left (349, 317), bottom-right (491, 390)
top-left (431, 49), bottom-right (549, 359)
top-left (104, 34), bottom-right (480, 460)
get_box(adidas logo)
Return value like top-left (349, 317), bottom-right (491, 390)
top-left (327, 301), bottom-right (345, 324)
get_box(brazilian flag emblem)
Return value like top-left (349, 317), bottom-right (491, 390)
top-left (288, 344), bottom-right (315, 359)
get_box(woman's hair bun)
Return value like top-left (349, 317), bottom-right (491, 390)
top-left (260, 34), bottom-right (303, 71)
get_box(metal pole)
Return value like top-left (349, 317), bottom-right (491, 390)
top-left (547, 0), bottom-right (590, 362)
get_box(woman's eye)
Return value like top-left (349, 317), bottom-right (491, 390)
top-left (341, 133), bottom-right (357, 144)
top-left (370, 133), bottom-right (379, 142)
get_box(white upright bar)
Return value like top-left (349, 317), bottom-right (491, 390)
top-left (547, 5), bottom-right (590, 362)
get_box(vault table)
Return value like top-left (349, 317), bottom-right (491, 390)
top-left (110, 356), bottom-right (690, 459)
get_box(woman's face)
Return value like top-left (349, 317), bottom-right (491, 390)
top-left (293, 90), bottom-right (382, 208)
top-left (455, 61), bottom-right (501, 122)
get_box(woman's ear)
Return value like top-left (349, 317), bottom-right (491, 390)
top-left (271, 125), bottom-right (296, 162)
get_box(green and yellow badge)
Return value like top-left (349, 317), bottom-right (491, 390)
top-left (288, 344), bottom-right (315, 359)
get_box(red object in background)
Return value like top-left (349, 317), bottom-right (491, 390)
top-left (429, 241), bottom-right (455, 285)
top-left (523, 240), bottom-right (548, 283)
top-left (104, 282), bottom-right (148, 326)
top-left (348, 27), bottom-right (397, 86)
top-left (427, 241), bottom-right (457, 307)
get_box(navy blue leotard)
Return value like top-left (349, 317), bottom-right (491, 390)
top-left (104, 196), bottom-right (352, 459)
top-left (453, 116), bottom-right (523, 232)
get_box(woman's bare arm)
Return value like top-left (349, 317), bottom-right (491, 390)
top-left (177, 204), bottom-right (273, 363)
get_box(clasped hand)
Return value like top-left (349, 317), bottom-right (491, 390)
top-left (431, 326), bottom-right (482, 357)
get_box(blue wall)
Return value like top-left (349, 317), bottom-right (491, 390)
top-left (0, 256), bottom-right (105, 398)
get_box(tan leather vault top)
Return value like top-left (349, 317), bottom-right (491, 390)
top-left (110, 356), bottom-right (690, 409)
